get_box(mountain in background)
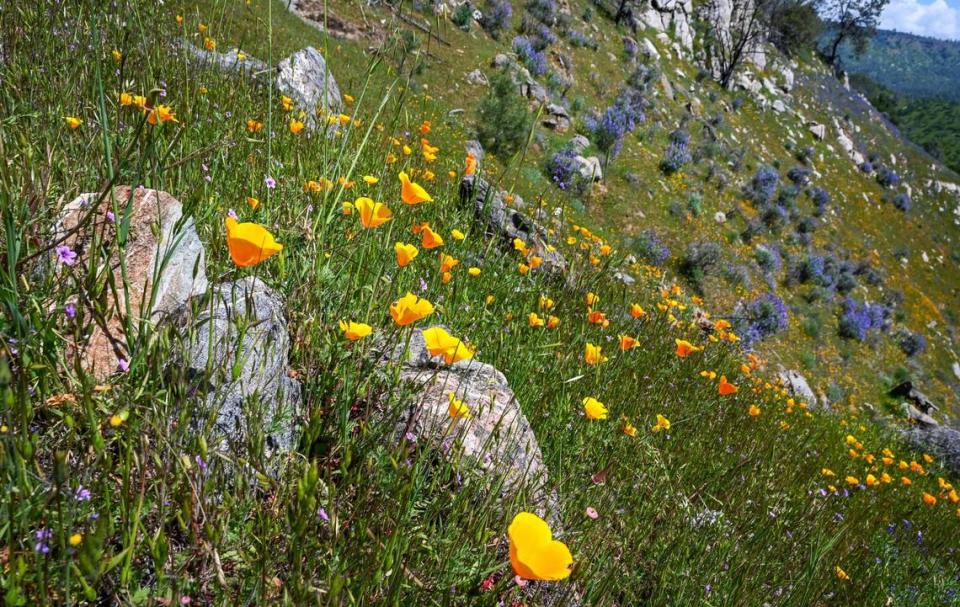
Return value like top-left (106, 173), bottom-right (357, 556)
top-left (839, 29), bottom-right (960, 101)
top-left (839, 29), bottom-right (960, 174)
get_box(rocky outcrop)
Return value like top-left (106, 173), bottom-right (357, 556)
top-left (777, 367), bottom-right (823, 408)
top-left (277, 47), bottom-right (343, 128)
top-left (386, 329), bottom-right (552, 501)
top-left (185, 277), bottom-right (301, 458)
top-left (175, 39), bottom-right (270, 81)
top-left (460, 174), bottom-right (568, 277)
top-left (573, 155), bottom-right (603, 182)
top-left (636, 0), bottom-right (694, 52)
top-left (902, 425), bottom-right (960, 477)
top-left (56, 187), bottom-right (207, 379)
top-left (542, 103), bottom-right (571, 132)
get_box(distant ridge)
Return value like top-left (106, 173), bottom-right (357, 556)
top-left (838, 28), bottom-right (960, 101)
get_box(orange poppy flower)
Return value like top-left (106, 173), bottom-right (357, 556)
top-left (355, 197), bottom-right (392, 229)
top-left (718, 376), bottom-right (738, 395)
top-left (389, 292), bottom-right (434, 326)
top-left (465, 153), bottom-right (477, 176)
top-left (675, 339), bottom-right (702, 358)
top-left (395, 242), bottom-right (418, 267)
top-left (619, 335), bottom-right (639, 350)
top-left (420, 226), bottom-right (444, 249)
top-left (399, 171), bottom-right (433, 204)
top-left (508, 512), bottom-right (573, 581)
top-left (422, 327), bottom-right (472, 364)
top-left (225, 217), bottom-right (283, 267)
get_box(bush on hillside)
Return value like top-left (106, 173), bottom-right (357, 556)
top-left (630, 229), bottom-right (670, 266)
top-left (896, 329), bottom-right (927, 357)
top-left (733, 293), bottom-right (790, 347)
top-left (838, 297), bottom-right (889, 341)
top-left (747, 165), bottom-right (780, 207)
top-left (481, 0), bottom-right (512, 38)
top-left (475, 69), bottom-right (533, 158)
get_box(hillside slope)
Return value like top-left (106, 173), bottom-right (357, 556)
top-left (2, 0), bottom-right (960, 604)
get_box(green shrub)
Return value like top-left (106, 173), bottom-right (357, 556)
top-left (475, 69), bottom-right (533, 159)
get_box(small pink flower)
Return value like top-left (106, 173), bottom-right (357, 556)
top-left (513, 575), bottom-right (528, 588)
top-left (585, 506), bottom-right (599, 519)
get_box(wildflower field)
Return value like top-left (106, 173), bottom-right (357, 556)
top-left (1, 0), bottom-right (960, 605)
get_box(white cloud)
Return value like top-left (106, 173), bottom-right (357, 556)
top-left (879, 0), bottom-right (960, 40)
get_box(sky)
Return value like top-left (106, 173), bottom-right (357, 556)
top-left (879, 0), bottom-right (960, 40)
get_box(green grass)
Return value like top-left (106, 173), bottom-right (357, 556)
top-left (2, 0), bottom-right (960, 605)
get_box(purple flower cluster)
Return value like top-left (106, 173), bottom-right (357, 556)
top-left (786, 166), bottom-right (811, 185)
top-left (482, 0), bottom-right (513, 38)
top-left (512, 36), bottom-right (548, 77)
top-left (838, 297), bottom-right (889, 341)
top-left (876, 167), bottom-right (901, 188)
top-left (584, 91), bottom-right (644, 160)
top-left (747, 166), bottom-right (779, 207)
top-left (892, 193), bottom-right (911, 213)
top-left (897, 330), bottom-right (927, 357)
top-left (660, 139), bottom-right (691, 175)
top-left (546, 147), bottom-right (581, 191)
top-left (632, 229), bottom-right (670, 266)
top-left (525, 0), bottom-right (558, 25)
top-left (809, 187), bottom-right (830, 216)
top-left (734, 293), bottom-right (789, 347)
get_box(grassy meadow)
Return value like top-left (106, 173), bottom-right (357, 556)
top-left (1, 0), bottom-right (959, 605)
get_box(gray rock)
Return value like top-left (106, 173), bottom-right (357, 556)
top-left (902, 424), bottom-right (960, 476)
top-left (569, 134), bottom-right (591, 154)
top-left (660, 73), bottom-right (675, 100)
top-left (573, 155), bottom-right (603, 181)
top-left (460, 174), bottom-right (568, 277)
top-left (492, 53), bottom-right (511, 68)
top-left (777, 368), bottom-right (820, 408)
top-left (771, 99), bottom-right (786, 113)
top-left (56, 187), bottom-right (207, 379)
top-left (890, 381), bottom-right (939, 413)
top-left (389, 329), bottom-right (551, 499)
top-left (543, 103), bottom-right (571, 132)
top-left (642, 38), bottom-right (661, 61)
top-left (465, 69), bottom-right (489, 86)
top-left (276, 47), bottom-right (342, 129)
top-left (186, 277), bottom-right (301, 458)
top-left (809, 123), bottom-right (826, 140)
top-left (175, 39), bottom-right (270, 81)
top-left (904, 403), bottom-right (938, 427)
top-left (613, 271), bottom-right (636, 286)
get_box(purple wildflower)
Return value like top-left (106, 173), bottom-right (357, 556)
top-left (264, 176), bottom-right (276, 189)
top-left (56, 245), bottom-right (78, 266)
top-left (65, 303), bottom-right (76, 319)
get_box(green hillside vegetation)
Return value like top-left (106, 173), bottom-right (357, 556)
top-left (837, 29), bottom-right (960, 101)
top-left (849, 73), bottom-right (960, 174)
top-left (2, 0), bottom-right (960, 604)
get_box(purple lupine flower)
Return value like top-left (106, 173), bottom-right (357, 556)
top-left (34, 528), bottom-right (52, 554)
top-left (264, 176), bottom-right (276, 189)
top-left (227, 208), bottom-right (238, 220)
top-left (195, 455), bottom-right (208, 474)
top-left (118, 358), bottom-right (130, 372)
top-left (56, 245), bottom-right (78, 266)
top-left (75, 486), bottom-right (91, 501)
top-left (106, 210), bottom-right (115, 223)
top-left (65, 303), bottom-right (77, 319)
top-left (318, 508), bottom-right (329, 522)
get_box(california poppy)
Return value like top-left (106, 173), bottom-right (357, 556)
top-left (355, 197), bottom-right (392, 229)
top-left (583, 397), bottom-right (608, 420)
top-left (465, 153), bottom-right (477, 176)
top-left (718, 376), bottom-right (738, 395)
top-left (630, 303), bottom-right (646, 318)
top-left (651, 414), bottom-right (671, 433)
top-left (340, 320), bottom-right (372, 341)
top-left (422, 326), bottom-right (473, 364)
top-left (447, 393), bottom-right (472, 419)
top-left (420, 225), bottom-right (444, 249)
top-left (225, 217), bottom-right (283, 267)
top-left (395, 242), bottom-right (418, 267)
top-left (528, 313), bottom-right (545, 328)
top-left (508, 512), bottom-right (573, 581)
top-left (619, 335), bottom-right (639, 350)
top-left (399, 171), bottom-right (433, 204)
top-left (675, 339), bottom-right (702, 358)
top-left (64, 116), bottom-right (82, 129)
top-left (439, 254), bottom-right (459, 273)
top-left (389, 292), bottom-right (434, 326)
top-left (584, 343), bottom-right (607, 365)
